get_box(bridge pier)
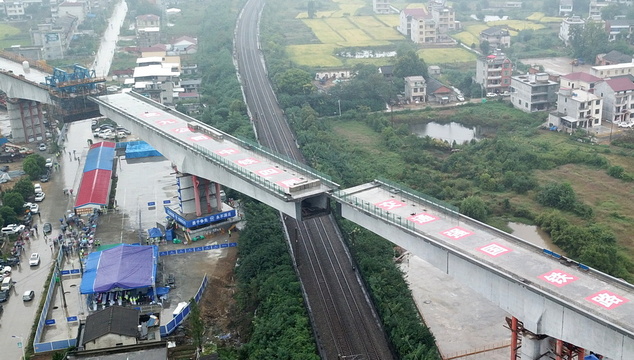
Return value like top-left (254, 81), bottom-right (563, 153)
top-left (7, 98), bottom-right (47, 143)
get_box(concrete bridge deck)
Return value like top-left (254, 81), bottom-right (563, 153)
top-left (91, 92), bottom-right (337, 219)
top-left (335, 180), bottom-right (634, 359)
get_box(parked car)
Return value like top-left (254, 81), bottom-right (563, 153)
top-left (34, 183), bottom-right (42, 193)
top-left (116, 127), bottom-right (131, 135)
top-left (457, 95), bottom-right (465, 102)
top-left (1, 224), bottom-right (25, 235)
top-left (0, 289), bottom-right (9, 302)
top-left (38, 143), bottom-right (47, 151)
top-left (486, 92), bottom-right (498, 98)
top-left (24, 202), bottom-right (39, 214)
top-left (618, 122), bottom-right (634, 128)
top-left (45, 158), bottom-right (53, 168)
top-left (40, 172), bottom-right (50, 183)
top-left (43, 222), bottom-right (52, 234)
top-left (22, 290), bottom-right (35, 302)
top-left (0, 257), bottom-right (20, 267)
top-left (34, 192), bottom-right (46, 202)
top-left (29, 253), bottom-right (40, 266)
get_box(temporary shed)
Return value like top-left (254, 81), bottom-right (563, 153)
top-left (80, 244), bottom-right (158, 294)
top-left (74, 142), bottom-right (115, 213)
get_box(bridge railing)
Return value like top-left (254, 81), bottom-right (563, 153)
top-left (233, 137), bottom-right (339, 189)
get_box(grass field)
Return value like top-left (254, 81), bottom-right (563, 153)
top-left (349, 16), bottom-right (402, 41)
top-left (452, 31), bottom-right (480, 46)
top-left (526, 12), bottom-right (563, 23)
top-left (0, 23), bottom-right (29, 49)
top-left (417, 47), bottom-right (477, 64)
top-left (287, 44), bottom-right (343, 67)
top-left (377, 14), bottom-right (400, 27)
top-left (487, 19), bottom-right (546, 31)
top-left (302, 19), bottom-right (345, 43)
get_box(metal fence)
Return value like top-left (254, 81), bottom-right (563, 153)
top-left (159, 274), bottom-right (208, 337)
top-left (33, 250), bottom-right (77, 353)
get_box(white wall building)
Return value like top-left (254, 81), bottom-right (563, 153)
top-left (373, 0), bottom-right (391, 14)
top-left (595, 76), bottom-right (634, 124)
top-left (510, 73), bottom-right (559, 113)
top-left (548, 88), bottom-right (603, 132)
top-left (404, 76), bottom-right (426, 103)
top-left (559, 16), bottom-right (584, 46)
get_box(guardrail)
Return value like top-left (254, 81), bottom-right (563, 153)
top-left (33, 249), bottom-right (78, 353)
top-left (159, 274), bottom-right (208, 337)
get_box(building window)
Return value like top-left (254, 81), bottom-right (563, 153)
top-left (596, 100), bottom-right (600, 105)
top-left (595, 109), bottom-right (600, 115)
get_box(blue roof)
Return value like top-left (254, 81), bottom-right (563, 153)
top-left (83, 142), bottom-right (115, 172)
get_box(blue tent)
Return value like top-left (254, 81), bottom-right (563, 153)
top-left (80, 244), bottom-right (158, 294)
top-left (147, 227), bottom-right (162, 238)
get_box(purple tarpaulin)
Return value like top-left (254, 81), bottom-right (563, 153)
top-left (80, 244), bottom-right (158, 294)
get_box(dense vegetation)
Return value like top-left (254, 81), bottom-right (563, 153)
top-left (234, 201), bottom-right (319, 359)
top-left (187, 0), bottom-right (318, 358)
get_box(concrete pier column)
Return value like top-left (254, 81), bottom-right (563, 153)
top-left (520, 334), bottom-right (550, 360)
top-left (7, 99), bottom-right (45, 143)
top-left (215, 182), bottom-right (222, 212)
top-left (192, 175), bottom-right (202, 217)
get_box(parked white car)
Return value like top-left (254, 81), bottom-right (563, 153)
top-left (34, 192), bottom-right (46, 202)
top-left (618, 122), bottom-right (634, 128)
top-left (45, 158), bottom-right (53, 168)
top-left (1, 224), bottom-right (25, 235)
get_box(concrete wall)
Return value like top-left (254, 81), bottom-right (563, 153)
top-left (84, 334), bottom-right (136, 351)
top-left (340, 203), bottom-right (633, 360)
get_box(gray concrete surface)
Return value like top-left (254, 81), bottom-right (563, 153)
top-left (519, 57), bottom-right (594, 76)
top-left (402, 256), bottom-right (510, 360)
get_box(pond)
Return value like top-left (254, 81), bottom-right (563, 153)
top-left (507, 222), bottom-right (564, 254)
top-left (410, 122), bottom-right (487, 144)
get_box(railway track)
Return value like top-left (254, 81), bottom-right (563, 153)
top-left (234, 0), bottom-right (394, 358)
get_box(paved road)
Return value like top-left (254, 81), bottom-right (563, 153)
top-left (0, 121), bottom-right (91, 360)
top-left (91, 0), bottom-right (128, 78)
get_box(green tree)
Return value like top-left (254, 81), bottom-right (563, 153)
top-left (460, 196), bottom-right (488, 222)
top-left (601, 4), bottom-right (624, 21)
top-left (0, 206), bottom-right (17, 226)
top-left (274, 68), bottom-right (315, 96)
top-left (536, 182), bottom-right (577, 211)
top-left (187, 299), bottom-right (204, 352)
top-left (393, 50), bottom-right (428, 79)
top-left (22, 154), bottom-right (46, 180)
top-left (480, 39), bottom-right (490, 55)
top-left (1, 192), bottom-right (24, 216)
top-left (569, 20), bottom-right (608, 62)
top-left (12, 178), bottom-right (35, 200)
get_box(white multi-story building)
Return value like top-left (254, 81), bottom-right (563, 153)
top-left (404, 76), bottom-right (426, 103)
top-left (474, 50), bottom-right (513, 94)
top-left (510, 73), bottom-right (559, 113)
top-left (595, 76), bottom-right (634, 124)
top-left (548, 88), bottom-right (603, 132)
top-left (559, 0), bottom-right (573, 16)
top-left (129, 61), bottom-right (180, 106)
top-left (559, 16), bottom-right (585, 46)
top-left (560, 72), bottom-right (602, 91)
top-left (373, 0), bottom-right (390, 14)
top-left (0, 0), bottom-right (25, 19)
top-left (589, 1), bottom-right (610, 20)
top-left (590, 63), bottom-right (634, 78)
top-left (480, 26), bottom-right (511, 49)
top-left (397, 3), bottom-right (455, 44)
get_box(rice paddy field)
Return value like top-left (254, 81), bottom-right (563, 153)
top-left (288, 0), bottom-right (479, 67)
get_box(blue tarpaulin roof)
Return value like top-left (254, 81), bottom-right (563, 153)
top-left (80, 244), bottom-right (158, 294)
top-left (84, 142), bottom-right (115, 172)
top-left (147, 227), bottom-right (162, 238)
top-left (125, 141), bottom-right (162, 159)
